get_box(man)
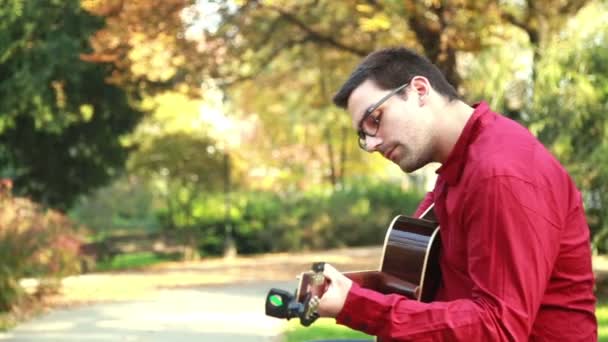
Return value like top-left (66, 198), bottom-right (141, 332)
top-left (316, 47), bottom-right (597, 341)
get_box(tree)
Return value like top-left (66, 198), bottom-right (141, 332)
top-left (76, 0), bottom-right (594, 194)
top-left (184, 0), bottom-right (588, 88)
top-left (460, 1), bottom-right (608, 249)
top-left (528, 2), bottom-right (608, 251)
top-left (0, 0), bottom-right (143, 209)
top-left (179, 0), bottom-right (591, 188)
top-left (81, 0), bottom-right (201, 98)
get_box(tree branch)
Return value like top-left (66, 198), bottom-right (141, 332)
top-left (265, 4), bottom-right (368, 56)
top-left (559, 0), bottom-right (589, 15)
top-left (219, 36), bottom-right (313, 87)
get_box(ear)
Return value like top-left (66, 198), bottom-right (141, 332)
top-left (410, 76), bottom-right (430, 105)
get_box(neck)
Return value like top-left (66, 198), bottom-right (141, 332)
top-left (432, 99), bottom-right (475, 164)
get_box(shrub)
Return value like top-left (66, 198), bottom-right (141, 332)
top-left (156, 179), bottom-right (424, 256)
top-left (0, 187), bottom-right (82, 311)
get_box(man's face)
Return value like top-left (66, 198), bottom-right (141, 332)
top-left (347, 79), bottom-right (435, 173)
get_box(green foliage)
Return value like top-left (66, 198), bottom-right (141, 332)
top-left (69, 176), bottom-right (160, 237)
top-left (528, 2), bottom-right (608, 251)
top-left (598, 300), bottom-right (608, 341)
top-left (283, 318), bottom-right (373, 342)
top-left (286, 305), bottom-right (608, 342)
top-left (126, 91), bottom-right (230, 193)
top-left (95, 251), bottom-right (181, 272)
top-left (130, 132), bottom-right (229, 192)
top-left (0, 0), bottom-right (143, 209)
top-left (458, 26), bottom-right (531, 117)
top-left (153, 179), bottom-right (423, 256)
top-left (459, 1), bottom-right (608, 250)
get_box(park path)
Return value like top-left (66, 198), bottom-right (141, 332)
top-left (1, 247), bottom-right (607, 341)
top-left (0, 246), bottom-right (382, 342)
top-left (0, 281), bottom-right (294, 342)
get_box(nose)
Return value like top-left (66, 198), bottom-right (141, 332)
top-left (364, 135), bottom-right (383, 152)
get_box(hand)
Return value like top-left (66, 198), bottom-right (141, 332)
top-left (317, 263), bottom-right (353, 318)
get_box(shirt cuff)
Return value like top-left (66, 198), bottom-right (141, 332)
top-left (335, 281), bottom-right (399, 336)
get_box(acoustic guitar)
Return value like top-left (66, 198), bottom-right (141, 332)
top-left (344, 204), bottom-right (440, 302)
top-left (265, 204), bottom-right (441, 330)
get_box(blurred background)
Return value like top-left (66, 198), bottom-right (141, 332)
top-left (1, 0), bottom-right (607, 340)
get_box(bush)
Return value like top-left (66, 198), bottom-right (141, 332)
top-left (156, 179), bottom-right (424, 256)
top-left (249, 180), bottom-right (422, 253)
top-left (0, 188), bottom-right (82, 312)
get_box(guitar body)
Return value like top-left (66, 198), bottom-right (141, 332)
top-left (267, 205), bottom-right (441, 339)
top-left (345, 204), bottom-right (441, 302)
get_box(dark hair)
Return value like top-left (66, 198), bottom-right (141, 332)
top-left (332, 47), bottom-right (459, 108)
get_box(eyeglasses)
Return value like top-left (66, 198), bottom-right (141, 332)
top-left (357, 82), bottom-right (410, 151)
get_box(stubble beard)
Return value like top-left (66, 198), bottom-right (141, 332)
top-left (397, 143), bottom-right (433, 173)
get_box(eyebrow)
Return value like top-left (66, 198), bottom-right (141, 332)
top-left (361, 84), bottom-right (404, 118)
top-left (356, 82), bottom-right (409, 130)
top-left (361, 104), bottom-right (376, 119)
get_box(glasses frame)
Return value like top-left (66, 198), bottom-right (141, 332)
top-left (357, 81), bottom-right (410, 150)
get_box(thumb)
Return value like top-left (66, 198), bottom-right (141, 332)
top-left (322, 263), bottom-right (352, 290)
top-left (316, 263), bottom-right (352, 318)
top-left (322, 263), bottom-right (342, 281)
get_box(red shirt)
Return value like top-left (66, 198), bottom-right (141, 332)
top-left (336, 102), bottom-right (597, 341)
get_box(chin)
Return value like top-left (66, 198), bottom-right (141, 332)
top-left (400, 165), bottom-right (419, 173)
top-left (398, 159), bottom-right (424, 173)
top-left (397, 162), bottom-right (415, 173)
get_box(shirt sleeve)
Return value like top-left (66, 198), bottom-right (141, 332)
top-left (335, 176), bottom-right (562, 341)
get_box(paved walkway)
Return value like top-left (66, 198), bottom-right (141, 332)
top-left (0, 246), bottom-right (382, 342)
top-left (1, 248), bottom-right (606, 341)
top-left (0, 281), bottom-right (295, 342)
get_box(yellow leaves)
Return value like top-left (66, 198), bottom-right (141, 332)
top-left (79, 104), bottom-right (94, 122)
top-left (80, 0), bottom-right (101, 12)
top-left (359, 12), bottom-right (391, 32)
top-left (355, 3), bottom-right (391, 32)
top-left (81, 0), bottom-right (122, 15)
top-left (142, 92), bottom-right (205, 135)
top-left (259, 0), bottom-right (287, 6)
top-left (481, 23), bottom-right (527, 46)
top-left (84, 0), bottom-right (200, 90)
top-left (128, 32), bottom-right (179, 82)
top-left (239, 62), bottom-right (253, 76)
top-left (51, 80), bottom-right (66, 109)
top-left (355, 4), bottom-right (374, 14)
top-left (125, 91), bottom-right (204, 148)
top-left (553, 135), bottom-right (573, 159)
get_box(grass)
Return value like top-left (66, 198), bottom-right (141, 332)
top-left (284, 303), bottom-right (608, 342)
top-left (283, 318), bottom-right (373, 342)
top-left (599, 301), bottom-right (608, 341)
top-left (0, 313), bottom-right (16, 332)
top-left (94, 251), bottom-right (181, 272)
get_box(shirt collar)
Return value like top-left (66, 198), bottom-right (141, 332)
top-left (435, 101), bottom-right (491, 186)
